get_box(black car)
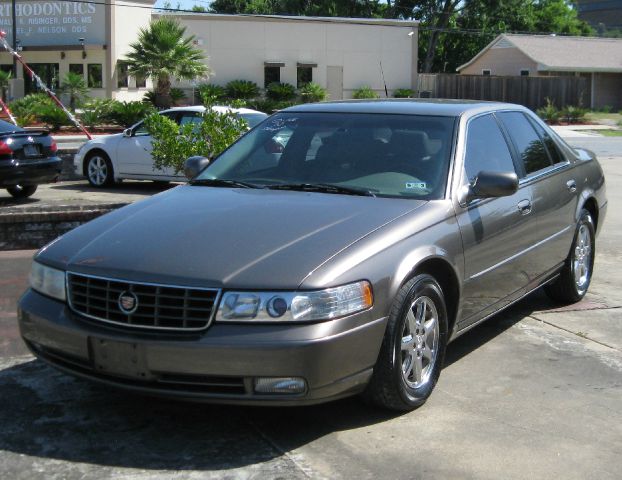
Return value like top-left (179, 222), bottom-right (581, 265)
top-left (0, 119), bottom-right (61, 199)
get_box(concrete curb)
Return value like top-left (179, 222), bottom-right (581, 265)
top-left (0, 203), bottom-right (128, 250)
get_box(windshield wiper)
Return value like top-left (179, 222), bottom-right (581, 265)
top-left (265, 183), bottom-right (376, 197)
top-left (190, 178), bottom-right (260, 189)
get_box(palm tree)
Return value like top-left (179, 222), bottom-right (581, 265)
top-left (60, 72), bottom-right (88, 111)
top-left (124, 17), bottom-right (209, 109)
top-left (0, 69), bottom-right (11, 102)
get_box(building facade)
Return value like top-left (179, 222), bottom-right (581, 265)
top-left (0, 3), bottom-right (419, 103)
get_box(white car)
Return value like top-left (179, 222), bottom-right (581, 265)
top-left (74, 106), bottom-right (268, 187)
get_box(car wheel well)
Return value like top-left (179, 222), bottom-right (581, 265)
top-left (83, 149), bottom-right (111, 177)
top-left (583, 197), bottom-right (598, 231)
top-left (404, 259), bottom-right (459, 337)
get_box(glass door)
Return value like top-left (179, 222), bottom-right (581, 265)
top-left (24, 63), bottom-right (59, 94)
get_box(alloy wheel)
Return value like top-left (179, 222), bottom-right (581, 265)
top-left (573, 223), bottom-right (592, 293)
top-left (87, 156), bottom-right (109, 186)
top-left (401, 296), bottom-right (439, 389)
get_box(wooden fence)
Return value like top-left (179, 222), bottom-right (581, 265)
top-left (417, 74), bottom-right (588, 110)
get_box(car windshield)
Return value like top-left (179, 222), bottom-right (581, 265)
top-left (199, 112), bottom-right (456, 199)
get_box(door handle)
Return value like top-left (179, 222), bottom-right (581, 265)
top-left (566, 179), bottom-right (577, 193)
top-left (517, 199), bottom-right (532, 215)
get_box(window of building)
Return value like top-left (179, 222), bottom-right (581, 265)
top-left (297, 66), bottom-right (313, 88)
top-left (135, 73), bottom-right (147, 88)
top-left (464, 114), bottom-right (516, 181)
top-left (497, 111), bottom-right (552, 175)
top-left (482, 69), bottom-right (491, 76)
top-left (264, 66), bottom-right (281, 88)
top-left (117, 62), bottom-right (128, 88)
top-left (520, 69), bottom-right (530, 77)
top-left (87, 64), bottom-right (103, 88)
top-left (69, 64), bottom-right (83, 77)
top-left (24, 63), bottom-right (59, 95)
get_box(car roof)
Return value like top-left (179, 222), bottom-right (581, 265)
top-left (162, 105), bottom-right (266, 115)
top-left (282, 99), bottom-right (525, 117)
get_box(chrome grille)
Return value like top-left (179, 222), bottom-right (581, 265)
top-left (67, 273), bottom-right (220, 331)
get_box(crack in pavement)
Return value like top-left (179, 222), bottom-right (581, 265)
top-left (527, 314), bottom-right (619, 351)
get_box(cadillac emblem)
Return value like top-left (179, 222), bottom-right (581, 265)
top-left (118, 291), bottom-right (138, 314)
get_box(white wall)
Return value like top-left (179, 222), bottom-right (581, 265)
top-left (168, 15), bottom-right (417, 99)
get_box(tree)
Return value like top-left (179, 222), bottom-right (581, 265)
top-left (124, 17), bottom-right (209, 109)
top-left (60, 71), bottom-right (88, 111)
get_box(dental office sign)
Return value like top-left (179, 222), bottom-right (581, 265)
top-left (0, 1), bottom-right (106, 46)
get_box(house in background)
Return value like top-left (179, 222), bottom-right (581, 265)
top-left (457, 34), bottom-right (622, 110)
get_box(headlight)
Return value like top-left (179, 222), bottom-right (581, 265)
top-left (30, 261), bottom-right (66, 301)
top-left (216, 281), bottom-right (373, 322)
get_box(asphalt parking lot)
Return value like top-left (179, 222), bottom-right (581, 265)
top-left (0, 136), bottom-right (620, 479)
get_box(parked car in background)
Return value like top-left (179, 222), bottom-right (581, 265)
top-left (0, 119), bottom-right (60, 199)
top-left (74, 106), bottom-right (267, 187)
top-left (20, 100), bottom-right (606, 411)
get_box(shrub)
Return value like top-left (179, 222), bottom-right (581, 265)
top-left (247, 98), bottom-right (296, 114)
top-left (598, 105), bottom-right (612, 113)
top-left (9, 93), bottom-right (55, 124)
top-left (197, 83), bottom-right (226, 103)
top-left (38, 104), bottom-right (70, 131)
top-left (170, 87), bottom-right (187, 106)
top-left (299, 82), bottom-right (328, 103)
top-left (393, 88), bottom-right (414, 98)
top-left (352, 86), bottom-right (379, 99)
top-left (226, 79), bottom-right (260, 100)
top-left (266, 82), bottom-right (297, 101)
top-left (536, 98), bottom-right (560, 124)
top-left (560, 105), bottom-right (587, 124)
top-left (81, 98), bottom-right (117, 126)
top-left (144, 100), bottom-right (248, 174)
top-left (109, 101), bottom-right (155, 127)
top-left (142, 90), bottom-right (156, 106)
top-left (60, 72), bottom-right (88, 111)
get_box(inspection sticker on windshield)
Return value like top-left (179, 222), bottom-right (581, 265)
top-left (405, 182), bottom-right (427, 190)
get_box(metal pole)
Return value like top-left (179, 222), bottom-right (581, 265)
top-left (11, 0), bottom-right (16, 77)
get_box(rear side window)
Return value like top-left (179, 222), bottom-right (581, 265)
top-left (528, 118), bottom-right (565, 165)
top-left (464, 114), bottom-right (516, 181)
top-left (498, 112), bottom-right (552, 175)
top-left (0, 119), bottom-right (21, 133)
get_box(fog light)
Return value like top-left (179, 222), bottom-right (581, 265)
top-left (254, 377), bottom-right (306, 394)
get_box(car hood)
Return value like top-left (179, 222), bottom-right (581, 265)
top-left (39, 186), bottom-right (426, 289)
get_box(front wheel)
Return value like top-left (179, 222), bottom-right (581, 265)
top-left (545, 209), bottom-right (595, 303)
top-left (7, 185), bottom-right (37, 198)
top-left (85, 152), bottom-right (114, 187)
top-left (364, 274), bottom-right (448, 411)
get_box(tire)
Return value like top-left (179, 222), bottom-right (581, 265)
top-left (7, 185), bottom-right (37, 198)
top-left (85, 151), bottom-right (114, 187)
top-left (545, 209), bottom-right (595, 304)
top-left (364, 274), bottom-right (448, 411)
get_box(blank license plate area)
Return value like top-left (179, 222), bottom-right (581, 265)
top-left (90, 338), bottom-right (150, 380)
top-left (23, 144), bottom-right (39, 157)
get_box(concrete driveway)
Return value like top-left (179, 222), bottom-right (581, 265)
top-left (0, 137), bottom-right (620, 479)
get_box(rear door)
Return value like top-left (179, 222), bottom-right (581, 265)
top-left (455, 113), bottom-right (537, 326)
top-left (496, 111), bottom-right (577, 278)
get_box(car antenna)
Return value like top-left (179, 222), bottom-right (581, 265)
top-left (379, 61), bottom-right (389, 98)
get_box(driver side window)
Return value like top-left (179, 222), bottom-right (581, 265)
top-left (464, 114), bottom-right (517, 182)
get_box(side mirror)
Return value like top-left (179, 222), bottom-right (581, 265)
top-left (184, 156), bottom-right (211, 180)
top-left (122, 128), bottom-right (132, 137)
top-left (464, 170), bottom-right (518, 204)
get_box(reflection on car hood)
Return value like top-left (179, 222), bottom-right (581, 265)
top-left (39, 186), bottom-right (426, 289)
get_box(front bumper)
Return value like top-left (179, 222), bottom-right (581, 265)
top-left (18, 289), bottom-right (387, 406)
top-left (0, 157), bottom-right (62, 187)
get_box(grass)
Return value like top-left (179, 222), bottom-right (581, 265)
top-left (597, 129), bottom-right (622, 137)
top-left (585, 111), bottom-right (622, 124)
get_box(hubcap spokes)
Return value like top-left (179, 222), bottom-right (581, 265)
top-left (88, 157), bottom-right (107, 185)
top-left (573, 224), bottom-right (591, 291)
top-left (401, 296), bottom-right (439, 389)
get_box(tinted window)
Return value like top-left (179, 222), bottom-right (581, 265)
top-left (498, 112), bottom-right (552, 174)
top-left (201, 113), bottom-right (456, 199)
top-left (529, 117), bottom-right (565, 165)
top-left (464, 114), bottom-right (516, 181)
top-left (240, 113), bottom-right (267, 129)
top-left (0, 119), bottom-right (22, 133)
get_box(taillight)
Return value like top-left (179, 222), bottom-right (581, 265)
top-left (0, 140), bottom-right (13, 155)
top-left (50, 139), bottom-right (58, 153)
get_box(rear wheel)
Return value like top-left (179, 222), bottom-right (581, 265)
top-left (85, 152), bottom-right (114, 187)
top-left (7, 185), bottom-right (37, 198)
top-left (364, 274), bottom-right (448, 411)
top-left (545, 209), bottom-right (595, 303)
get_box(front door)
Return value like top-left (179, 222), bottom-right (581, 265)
top-left (24, 64), bottom-right (59, 94)
top-left (455, 113), bottom-right (538, 327)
